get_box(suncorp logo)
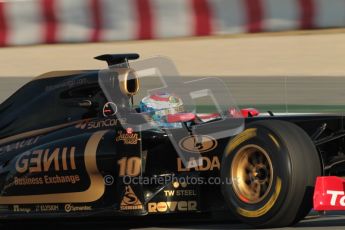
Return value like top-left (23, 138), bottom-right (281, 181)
top-left (75, 118), bottom-right (126, 130)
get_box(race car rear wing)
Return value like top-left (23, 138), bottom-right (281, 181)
top-left (95, 53), bottom-right (139, 67)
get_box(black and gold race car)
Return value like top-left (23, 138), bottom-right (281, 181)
top-left (0, 54), bottom-right (344, 228)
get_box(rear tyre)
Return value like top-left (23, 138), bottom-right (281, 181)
top-left (221, 120), bottom-right (321, 228)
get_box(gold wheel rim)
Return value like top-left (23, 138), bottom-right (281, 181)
top-left (231, 144), bottom-right (274, 204)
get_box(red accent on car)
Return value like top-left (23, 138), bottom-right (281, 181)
top-left (228, 108), bottom-right (260, 118)
top-left (238, 194), bottom-right (250, 203)
top-left (198, 113), bottom-right (220, 120)
top-left (313, 176), bottom-right (345, 211)
top-left (126, 128), bottom-right (134, 134)
top-left (149, 95), bottom-right (170, 102)
top-left (166, 113), bottom-right (196, 123)
top-left (241, 108), bottom-right (260, 117)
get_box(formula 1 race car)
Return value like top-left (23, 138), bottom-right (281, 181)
top-left (0, 53), bottom-right (344, 228)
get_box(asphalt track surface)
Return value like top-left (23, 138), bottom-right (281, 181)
top-left (1, 30), bottom-right (345, 229)
top-left (1, 212), bottom-right (345, 230)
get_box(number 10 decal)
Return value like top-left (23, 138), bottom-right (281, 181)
top-left (117, 157), bottom-right (141, 177)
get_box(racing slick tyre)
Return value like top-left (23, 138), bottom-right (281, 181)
top-left (221, 120), bottom-right (321, 228)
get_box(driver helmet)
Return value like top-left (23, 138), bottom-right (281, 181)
top-left (140, 92), bottom-right (184, 128)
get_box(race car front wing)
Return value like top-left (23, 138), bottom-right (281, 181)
top-left (313, 176), bottom-right (345, 211)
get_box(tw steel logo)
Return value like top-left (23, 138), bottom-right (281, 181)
top-left (15, 147), bottom-right (76, 173)
top-left (164, 190), bottom-right (197, 197)
top-left (178, 135), bottom-right (217, 153)
top-left (75, 119), bottom-right (126, 130)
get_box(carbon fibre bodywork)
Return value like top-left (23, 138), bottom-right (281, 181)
top-left (0, 55), bottom-right (345, 220)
